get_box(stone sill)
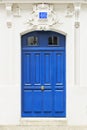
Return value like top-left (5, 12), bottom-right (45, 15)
top-left (20, 118), bottom-right (67, 126)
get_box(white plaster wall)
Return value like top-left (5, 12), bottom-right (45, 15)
top-left (0, 3), bottom-right (87, 125)
top-left (67, 4), bottom-right (87, 125)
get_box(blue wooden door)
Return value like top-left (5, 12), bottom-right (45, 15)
top-left (21, 31), bottom-right (66, 117)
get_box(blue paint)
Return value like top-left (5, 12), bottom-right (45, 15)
top-left (39, 12), bottom-right (47, 19)
top-left (21, 31), bottom-right (66, 117)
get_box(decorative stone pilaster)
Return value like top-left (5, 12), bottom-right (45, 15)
top-left (74, 3), bottom-right (81, 85)
top-left (74, 3), bottom-right (81, 28)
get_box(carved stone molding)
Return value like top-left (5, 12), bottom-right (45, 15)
top-left (6, 21), bottom-right (12, 28)
top-left (6, 3), bottom-right (13, 28)
top-left (74, 21), bottom-right (80, 28)
top-left (12, 4), bottom-right (21, 17)
top-left (66, 4), bottom-right (74, 17)
top-left (25, 4), bottom-right (62, 30)
top-left (6, 3), bottom-right (21, 28)
top-left (74, 3), bottom-right (81, 28)
top-left (6, 3), bottom-right (12, 16)
top-left (66, 3), bottom-right (81, 28)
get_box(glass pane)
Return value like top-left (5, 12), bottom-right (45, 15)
top-left (48, 36), bottom-right (58, 46)
top-left (28, 36), bottom-right (38, 46)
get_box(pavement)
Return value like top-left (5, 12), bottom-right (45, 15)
top-left (0, 126), bottom-right (87, 130)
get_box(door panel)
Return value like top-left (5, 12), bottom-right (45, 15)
top-left (55, 52), bottom-right (64, 85)
top-left (42, 52), bottom-right (52, 88)
top-left (23, 53), bottom-right (32, 85)
top-left (43, 53), bottom-right (51, 84)
top-left (43, 90), bottom-right (53, 112)
top-left (54, 90), bottom-right (64, 112)
top-left (33, 53), bottom-right (41, 85)
top-left (33, 90), bottom-right (42, 112)
top-left (54, 51), bottom-right (64, 89)
top-left (23, 90), bottom-right (32, 112)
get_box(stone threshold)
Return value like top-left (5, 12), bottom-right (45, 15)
top-left (20, 118), bottom-right (67, 126)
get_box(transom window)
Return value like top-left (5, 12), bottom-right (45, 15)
top-left (27, 36), bottom-right (38, 46)
top-left (48, 36), bottom-right (59, 46)
top-left (26, 35), bottom-right (60, 47)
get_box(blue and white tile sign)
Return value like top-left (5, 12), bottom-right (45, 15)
top-left (39, 12), bottom-right (48, 19)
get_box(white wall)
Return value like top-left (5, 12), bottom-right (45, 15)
top-left (0, 3), bottom-right (87, 125)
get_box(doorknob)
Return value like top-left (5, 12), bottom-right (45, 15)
top-left (41, 86), bottom-right (45, 91)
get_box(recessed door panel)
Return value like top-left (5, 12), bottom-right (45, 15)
top-left (43, 53), bottom-right (51, 84)
top-left (33, 53), bottom-right (41, 85)
top-left (33, 90), bottom-right (42, 112)
top-left (56, 52), bottom-right (64, 84)
top-left (23, 53), bottom-right (32, 85)
top-left (43, 90), bottom-right (53, 113)
top-left (54, 90), bottom-right (64, 112)
top-left (23, 90), bottom-right (32, 112)
top-left (42, 52), bottom-right (52, 89)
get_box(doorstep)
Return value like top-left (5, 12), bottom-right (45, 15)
top-left (20, 118), bottom-right (67, 126)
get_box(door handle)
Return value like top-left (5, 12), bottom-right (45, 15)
top-left (41, 86), bottom-right (45, 91)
